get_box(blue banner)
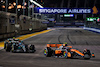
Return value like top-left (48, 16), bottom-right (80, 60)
top-left (34, 8), bottom-right (93, 14)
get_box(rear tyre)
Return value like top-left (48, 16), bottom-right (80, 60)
top-left (30, 45), bottom-right (35, 50)
top-left (63, 51), bottom-right (67, 58)
top-left (28, 45), bottom-right (36, 53)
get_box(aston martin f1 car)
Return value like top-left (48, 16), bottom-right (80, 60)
top-left (4, 38), bottom-right (21, 52)
top-left (44, 43), bottom-right (95, 59)
top-left (11, 42), bottom-right (36, 53)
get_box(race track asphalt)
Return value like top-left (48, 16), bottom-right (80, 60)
top-left (0, 28), bottom-right (100, 67)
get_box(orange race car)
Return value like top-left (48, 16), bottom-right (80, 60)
top-left (44, 43), bottom-right (95, 59)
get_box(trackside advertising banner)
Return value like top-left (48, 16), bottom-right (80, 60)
top-left (34, 8), bottom-right (94, 14)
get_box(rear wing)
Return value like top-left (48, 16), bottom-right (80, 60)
top-left (46, 43), bottom-right (72, 48)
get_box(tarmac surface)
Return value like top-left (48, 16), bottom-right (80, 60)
top-left (0, 28), bottom-right (100, 67)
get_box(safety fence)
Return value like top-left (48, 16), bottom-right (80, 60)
top-left (0, 11), bottom-right (47, 40)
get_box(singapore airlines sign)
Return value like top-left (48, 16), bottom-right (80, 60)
top-left (34, 8), bottom-right (94, 14)
top-left (39, 9), bottom-right (67, 13)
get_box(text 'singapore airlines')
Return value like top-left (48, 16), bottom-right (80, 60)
top-left (38, 8), bottom-right (92, 14)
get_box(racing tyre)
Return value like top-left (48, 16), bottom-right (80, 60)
top-left (12, 45), bottom-right (16, 53)
top-left (28, 45), bottom-right (36, 53)
top-left (30, 45), bottom-right (35, 50)
top-left (12, 50), bottom-right (16, 53)
top-left (4, 43), bottom-right (6, 49)
top-left (6, 44), bottom-right (11, 52)
top-left (63, 51), bottom-right (67, 58)
top-left (84, 54), bottom-right (90, 60)
top-left (83, 50), bottom-right (91, 59)
top-left (71, 52), bottom-right (79, 59)
top-left (63, 51), bottom-right (72, 58)
top-left (44, 47), bottom-right (53, 57)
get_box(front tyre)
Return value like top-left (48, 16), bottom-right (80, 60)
top-left (6, 44), bottom-right (11, 52)
top-left (84, 54), bottom-right (90, 60)
top-left (4, 43), bottom-right (6, 49)
top-left (83, 49), bottom-right (91, 60)
top-left (44, 47), bottom-right (53, 57)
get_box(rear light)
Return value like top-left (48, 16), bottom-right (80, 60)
top-left (92, 53), bottom-right (95, 57)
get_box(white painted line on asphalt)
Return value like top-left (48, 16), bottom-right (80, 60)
top-left (56, 28), bottom-right (83, 30)
top-left (0, 47), bottom-right (3, 50)
top-left (84, 27), bottom-right (100, 33)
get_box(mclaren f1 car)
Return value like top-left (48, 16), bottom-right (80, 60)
top-left (44, 43), bottom-right (95, 59)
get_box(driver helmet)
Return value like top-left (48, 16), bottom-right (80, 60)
top-left (13, 37), bottom-right (15, 39)
top-left (64, 42), bottom-right (68, 46)
top-left (83, 49), bottom-right (87, 52)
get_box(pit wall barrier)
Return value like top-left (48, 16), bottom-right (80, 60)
top-left (83, 27), bottom-right (100, 33)
top-left (0, 11), bottom-right (47, 40)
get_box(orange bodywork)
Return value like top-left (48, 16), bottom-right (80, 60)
top-left (46, 44), bottom-right (84, 56)
top-left (55, 50), bottom-right (62, 54)
top-left (67, 46), bottom-right (72, 48)
top-left (47, 44), bottom-right (50, 47)
top-left (67, 52), bottom-right (71, 57)
top-left (71, 49), bottom-right (84, 56)
top-left (46, 44), bottom-right (72, 48)
top-left (47, 44), bottom-right (62, 47)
